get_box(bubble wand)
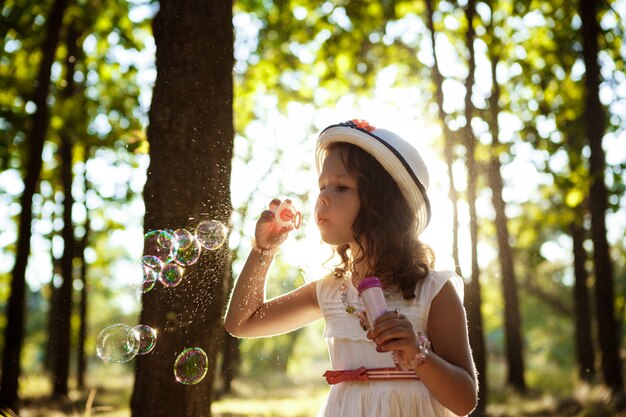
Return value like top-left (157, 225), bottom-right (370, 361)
top-left (272, 201), bottom-right (302, 229)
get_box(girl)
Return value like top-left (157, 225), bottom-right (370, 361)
top-left (224, 119), bottom-right (478, 416)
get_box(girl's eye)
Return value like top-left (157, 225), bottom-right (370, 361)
top-left (336, 185), bottom-right (348, 192)
top-left (319, 185), bottom-right (327, 191)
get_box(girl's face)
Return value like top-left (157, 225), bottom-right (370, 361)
top-left (315, 147), bottom-right (361, 247)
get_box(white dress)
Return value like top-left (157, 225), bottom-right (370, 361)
top-left (315, 270), bottom-right (465, 417)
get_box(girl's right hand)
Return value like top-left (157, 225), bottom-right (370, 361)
top-left (254, 198), bottom-right (294, 250)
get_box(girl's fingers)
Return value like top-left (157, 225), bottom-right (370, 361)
top-left (268, 199), bottom-right (281, 211)
top-left (368, 312), bottom-right (411, 339)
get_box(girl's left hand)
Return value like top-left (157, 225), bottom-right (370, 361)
top-left (366, 310), bottom-right (419, 362)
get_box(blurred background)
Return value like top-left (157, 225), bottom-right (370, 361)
top-left (1, 0), bottom-right (625, 416)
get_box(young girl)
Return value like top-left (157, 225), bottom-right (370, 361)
top-left (224, 119), bottom-right (478, 416)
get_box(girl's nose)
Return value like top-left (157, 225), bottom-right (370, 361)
top-left (317, 190), bottom-right (328, 206)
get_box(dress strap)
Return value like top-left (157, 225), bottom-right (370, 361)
top-left (323, 367), bottom-right (420, 385)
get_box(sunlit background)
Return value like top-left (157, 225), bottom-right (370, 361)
top-left (1, 0), bottom-right (626, 415)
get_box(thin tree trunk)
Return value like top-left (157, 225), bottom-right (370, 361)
top-left (460, 1), bottom-right (487, 414)
top-left (130, 0), bottom-right (234, 415)
top-left (424, 0), bottom-right (463, 277)
top-left (571, 218), bottom-right (596, 383)
top-left (45, 247), bottom-right (61, 373)
top-left (485, 40), bottom-right (526, 393)
top-left (0, 0), bottom-right (69, 410)
top-left (579, 0), bottom-right (623, 392)
top-left (52, 127), bottom-right (76, 399)
top-left (76, 197), bottom-right (90, 389)
top-left (52, 23), bottom-right (80, 399)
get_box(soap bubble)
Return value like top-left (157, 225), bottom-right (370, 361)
top-left (96, 324), bottom-right (140, 363)
top-left (144, 229), bottom-right (177, 263)
top-left (141, 266), bottom-right (158, 293)
top-left (195, 220), bottom-right (228, 250)
top-left (159, 262), bottom-right (184, 287)
top-left (173, 237), bottom-right (202, 266)
top-left (141, 255), bottom-right (163, 274)
top-left (174, 347), bottom-right (208, 385)
top-left (134, 325), bottom-right (157, 355)
top-left (158, 229), bottom-right (175, 248)
top-left (173, 229), bottom-right (194, 250)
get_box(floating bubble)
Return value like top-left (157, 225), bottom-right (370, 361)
top-left (159, 262), bottom-right (184, 287)
top-left (174, 237), bottom-right (202, 266)
top-left (134, 325), bottom-right (157, 355)
top-left (141, 267), bottom-right (158, 292)
top-left (142, 255), bottom-right (163, 274)
top-left (173, 229), bottom-right (194, 250)
top-left (174, 347), bottom-right (208, 385)
top-left (96, 324), bottom-right (140, 363)
top-left (195, 220), bottom-right (228, 251)
top-left (157, 229), bottom-right (175, 249)
top-left (144, 229), bottom-right (177, 263)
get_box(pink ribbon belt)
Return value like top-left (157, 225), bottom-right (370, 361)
top-left (323, 367), bottom-right (420, 385)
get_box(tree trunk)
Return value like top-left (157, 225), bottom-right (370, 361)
top-left (424, 0), bottom-right (463, 278)
top-left (570, 218), bottom-right (596, 383)
top-left (486, 42), bottom-right (526, 393)
top-left (461, 0), bottom-right (487, 414)
top-left (52, 23), bottom-right (80, 399)
top-left (52, 127), bottom-right (76, 399)
top-left (579, 0), bottom-right (623, 392)
top-left (130, 0), bottom-right (234, 415)
top-left (0, 0), bottom-right (69, 410)
top-left (45, 254), bottom-right (61, 373)
top-left (76, 201), bottom-right (90, 389)
top-left (218, 266), bottom-right (238, 397)
top-left (219, 331), bottom-right (239, 397)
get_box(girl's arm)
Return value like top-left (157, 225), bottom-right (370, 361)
top-left (224, 198), bottom-right (322, 338)
top-left (369, 281), bottom-right (478, 416)
top-left (223, 245), bottom-right (321, 337)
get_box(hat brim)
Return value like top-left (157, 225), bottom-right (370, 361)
top-left (315, 125), bottom-right (431, 236)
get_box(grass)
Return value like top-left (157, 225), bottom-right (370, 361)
top-left (12, 366), bottom-right (626, 417)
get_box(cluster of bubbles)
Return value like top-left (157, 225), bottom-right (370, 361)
top-left (140, 219), bottom-right (228, 291)
top-left (96, 219), bottom-right (228, 386)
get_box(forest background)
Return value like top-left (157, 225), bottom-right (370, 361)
top-left (1, 0), bottom-right (626, 416)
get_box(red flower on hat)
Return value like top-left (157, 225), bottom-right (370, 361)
top-left (351, 119), bottom-right (376, 132)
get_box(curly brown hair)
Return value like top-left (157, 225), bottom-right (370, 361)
top-left (327, 142), bottom-right (434, 300)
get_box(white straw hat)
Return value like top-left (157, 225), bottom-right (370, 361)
top-left (315, 119), bottom-right (431, 236)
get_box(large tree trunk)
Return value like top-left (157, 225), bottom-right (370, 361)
top-left (130, 1), bottom-right (234, 416)
top-left (460, 0), bottom-right (487, 414)
top-left (0, 0), bottom-right (69, 411)
top-left (579, 0), bottom-right (623, 392)
top-left (486, 42), bottom-right (526, 393)
top-left (52, 23), bottom-right (80, 400)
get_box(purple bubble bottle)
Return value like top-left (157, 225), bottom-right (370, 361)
top-left (357, 277), bottom-right (388, 329)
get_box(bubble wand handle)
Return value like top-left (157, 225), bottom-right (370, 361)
top-left (357, 277), bottom-right (388, 329)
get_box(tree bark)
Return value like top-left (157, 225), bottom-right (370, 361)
top-left (52, 23), bottom-right (80, 400)
top-left (579, 0), bottom-right (623, 392)
top-left (76, 193), bottom-right (91, 389)
top-left (424, 0), bottom-right (463, 278)
top-left (460, 0), bottom-right (487, 413)
top-left (130, 0), bottom-right (234, 415)
top-left (570, 219), bottom-right (596, 383)
top-left (486, 40), bottom-right (526, 393)
top-left (0, 0), bottom-right (69, 411)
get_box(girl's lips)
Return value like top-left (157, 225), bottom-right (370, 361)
top-left (317, 217), bottom-right (328, 225)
